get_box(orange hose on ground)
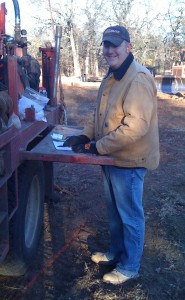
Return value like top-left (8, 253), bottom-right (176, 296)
top-left (14, 224), bottom-right (85, 300)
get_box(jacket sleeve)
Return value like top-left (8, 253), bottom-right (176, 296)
top-left (96, 76), bottom-right (157, 155)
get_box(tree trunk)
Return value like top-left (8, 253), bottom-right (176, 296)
top-left (70, 27), bottom-right (81, 78)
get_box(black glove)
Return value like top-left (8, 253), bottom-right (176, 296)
top-left (63, 135), bottom-right (90, 147)
top-left (72, 141), bottom-right (99, 154)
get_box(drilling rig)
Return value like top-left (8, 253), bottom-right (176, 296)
top-left (0, 0), bottom-right (65, 275)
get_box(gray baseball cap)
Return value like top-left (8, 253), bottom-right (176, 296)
top-left (102, 25), bottom-right (130, 46)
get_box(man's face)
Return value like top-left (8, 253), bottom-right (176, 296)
top-left (103, 41), bottom-right (130, 70)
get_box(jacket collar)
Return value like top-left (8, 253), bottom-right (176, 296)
top-left (106, 52), bottom-right (134, 81)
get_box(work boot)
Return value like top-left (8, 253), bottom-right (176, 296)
top-left (91, 252), bottom-right (115, 265)
top-left (103, 269), bottom-right (139, 285)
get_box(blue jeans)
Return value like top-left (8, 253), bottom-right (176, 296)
top-left (102, 166), bottom-right (147, 277)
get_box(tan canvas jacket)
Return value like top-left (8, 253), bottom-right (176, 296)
top-left (81, 60), bottom-right (160, 170)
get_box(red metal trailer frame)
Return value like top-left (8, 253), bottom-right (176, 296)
top-left (0, 1), bottom-right (114, 275)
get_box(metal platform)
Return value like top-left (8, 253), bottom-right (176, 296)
top-left (21, 126), bottom-right (115, 166)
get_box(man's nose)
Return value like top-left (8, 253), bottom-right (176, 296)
top-left (106, 45), bottom-right (115, 51)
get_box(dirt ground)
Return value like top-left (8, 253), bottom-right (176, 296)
top-left (1, 80), bottom-right (185, 300)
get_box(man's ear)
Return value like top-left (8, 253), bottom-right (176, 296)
top-left (127, 43), bottom-right (132, 53)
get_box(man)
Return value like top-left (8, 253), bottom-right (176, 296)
top-left (63, 25), bottom-right (160, 285)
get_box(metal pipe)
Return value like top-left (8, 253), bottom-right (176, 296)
top-left (12, 0), bottom-right (21, 43)
top-left (52, 26), bottom-right (62, 105)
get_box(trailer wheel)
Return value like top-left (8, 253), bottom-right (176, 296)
top-left (0, 161), bottom-right (45, 276)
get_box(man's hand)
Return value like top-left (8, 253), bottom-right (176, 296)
top-left (63, 135), bottom-right (90, 147)
top-left (72, 142), bottom-right (99, 154)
